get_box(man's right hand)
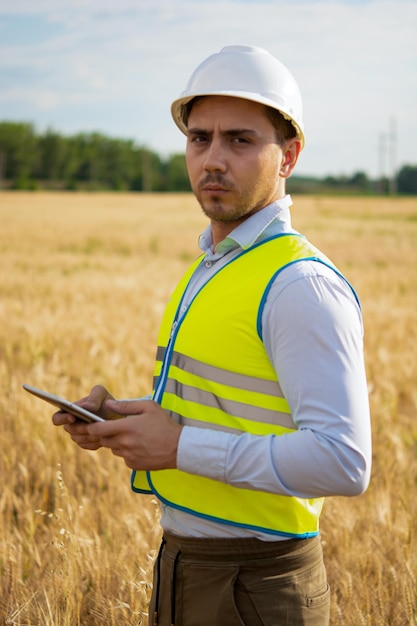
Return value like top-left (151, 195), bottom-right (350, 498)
top-left (52, 385), bottom-right (116, 450)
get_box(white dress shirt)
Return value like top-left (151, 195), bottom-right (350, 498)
top-left (159, 196), bottom-right (372, 540)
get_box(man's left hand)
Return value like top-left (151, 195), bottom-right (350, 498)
top-left (86, 399), bottom-right (182, 471)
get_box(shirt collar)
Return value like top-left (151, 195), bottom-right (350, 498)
top-left (198, 195), bottom-right (294, 258)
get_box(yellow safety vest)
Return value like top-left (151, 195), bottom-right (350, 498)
top-left (132, 233), bottom-right (356, 538)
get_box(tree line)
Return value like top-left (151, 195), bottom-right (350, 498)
top-left (0, 122), bottom-right (190, 192)
top-left (1, 121), bottom-right (416, 194)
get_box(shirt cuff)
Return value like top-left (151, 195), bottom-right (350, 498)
top-left (177, 426), bottom-right (233, 482)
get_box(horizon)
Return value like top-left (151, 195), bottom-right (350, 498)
top-left (1, 0), bottom-right (416, 179)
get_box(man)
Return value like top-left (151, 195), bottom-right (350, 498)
top-left (53, 45), bottom-right (372, 625)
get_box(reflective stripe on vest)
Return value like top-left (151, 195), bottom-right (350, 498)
top-left (131, 233), bottom-right (358, 537)
top-left (155, 349), bottom-right (297, 433)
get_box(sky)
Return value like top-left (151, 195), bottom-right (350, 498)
top-left (0, 0), bottom-right (416, 178)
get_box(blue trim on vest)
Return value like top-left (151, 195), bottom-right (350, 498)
top-left (145, 471), bottom-right (319, 539)
top-left (130, 470), bottom-right (152, 494)
top-left (152, 256), bottom-right (205, 404)
top-left (152, 241), bottom-right (258, 404)
top-left (132, 233), bottom-right (358, 532)
top-left (155, 233), bottom-right (308, 399)
top-left (257, 256), bottom-right (361, 341)
top-left (132, 237), bottom-right (299, 496)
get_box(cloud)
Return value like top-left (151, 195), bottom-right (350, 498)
top-left (0, 0), bottom-right (416, 176)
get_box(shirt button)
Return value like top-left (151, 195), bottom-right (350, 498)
top-left (205, 260), bottom-right (213, 268)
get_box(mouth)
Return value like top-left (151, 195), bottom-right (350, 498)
top-left (201, 184), bottom-right (229, 194)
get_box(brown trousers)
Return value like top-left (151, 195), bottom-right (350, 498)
top-left (148, 532), bottom-right (330, 626)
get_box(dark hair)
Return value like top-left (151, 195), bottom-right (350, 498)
top-left (183, 96), bottom-right (297, 146)
top-left (263, 106), bottom-right (297, 146)
top-left (182, 97), bottom-right (203, 128)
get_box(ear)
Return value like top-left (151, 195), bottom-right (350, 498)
top-left (280, 138), bottom-right (301, 178)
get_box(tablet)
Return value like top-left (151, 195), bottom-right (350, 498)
top-left (22, 384), bottom-right (106, 423)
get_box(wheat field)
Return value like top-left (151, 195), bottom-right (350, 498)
top-left (0, 191), bottom-right (416, 625)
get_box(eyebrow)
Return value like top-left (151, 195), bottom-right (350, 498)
top-left (187, 127), bottom-right (260, 138)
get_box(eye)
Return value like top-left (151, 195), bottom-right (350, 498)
top-left (232, 136), bottom-right (251, 145)
top-left (188, 132), bottom-right (209, 144)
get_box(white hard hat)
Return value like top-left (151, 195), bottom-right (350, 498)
top-left (171, 45), bottom-right (305, 149)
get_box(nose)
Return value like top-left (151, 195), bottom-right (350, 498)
top-left (203, 137), bottom-right (227, 172)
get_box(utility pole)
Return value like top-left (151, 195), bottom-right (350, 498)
top-left (378, 133), bottom-right (387, 194)
top-left (378, 118), bottom-right (398, 195)
top-left (388, 117), bottom-right (397, 195)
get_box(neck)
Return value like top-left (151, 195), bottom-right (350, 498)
top-left (210, 219), bottom-right (245, 249)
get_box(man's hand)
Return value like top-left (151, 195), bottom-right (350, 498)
top-left (53, 392), bottom-right (182, 470)
top-left (52, 385), bottom-right (116, 450)
top-left (86, 399), bottom-right (182, 470)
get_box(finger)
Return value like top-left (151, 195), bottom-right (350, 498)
top-left (73, 439), bottom-right (102, 450)
top-left (63, 421), bottom-right (91, 435)
top-left (106, 398), bottom-right (151, 416)
top-left (65, 421), bottom-right (103, 448)
top-left (79, 385), bottom-right (112, 411)
top-left (52, 410), bottom-right (76, 426)
top-left (85, 416), bottom-right (129, 437)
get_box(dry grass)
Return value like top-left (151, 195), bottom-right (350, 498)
top-left (0, 192), bottom-right (416, 625)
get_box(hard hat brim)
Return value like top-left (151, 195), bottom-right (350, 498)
top-left (171, 92), bottom-right (305, 150)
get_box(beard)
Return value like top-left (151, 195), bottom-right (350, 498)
top-left (199, 196), bottom-right (242, 223)
top-left (194, 174), bottom-right (263, 224)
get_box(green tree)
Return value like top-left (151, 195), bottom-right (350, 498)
top-left (166, 153), bottom-right (190, 191)
top-left (348, 171), bottom-right (369, 191)
top-left (397, 165), bottom-right (417, 194)
top-left (36, 129), bottom-right (68, 181)
top-left (101, 139), bottom-right (137, 190)
top-left (0, 122), bottom-right (38, 187)
top-left (129, 148), bottom-right (163, 191)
